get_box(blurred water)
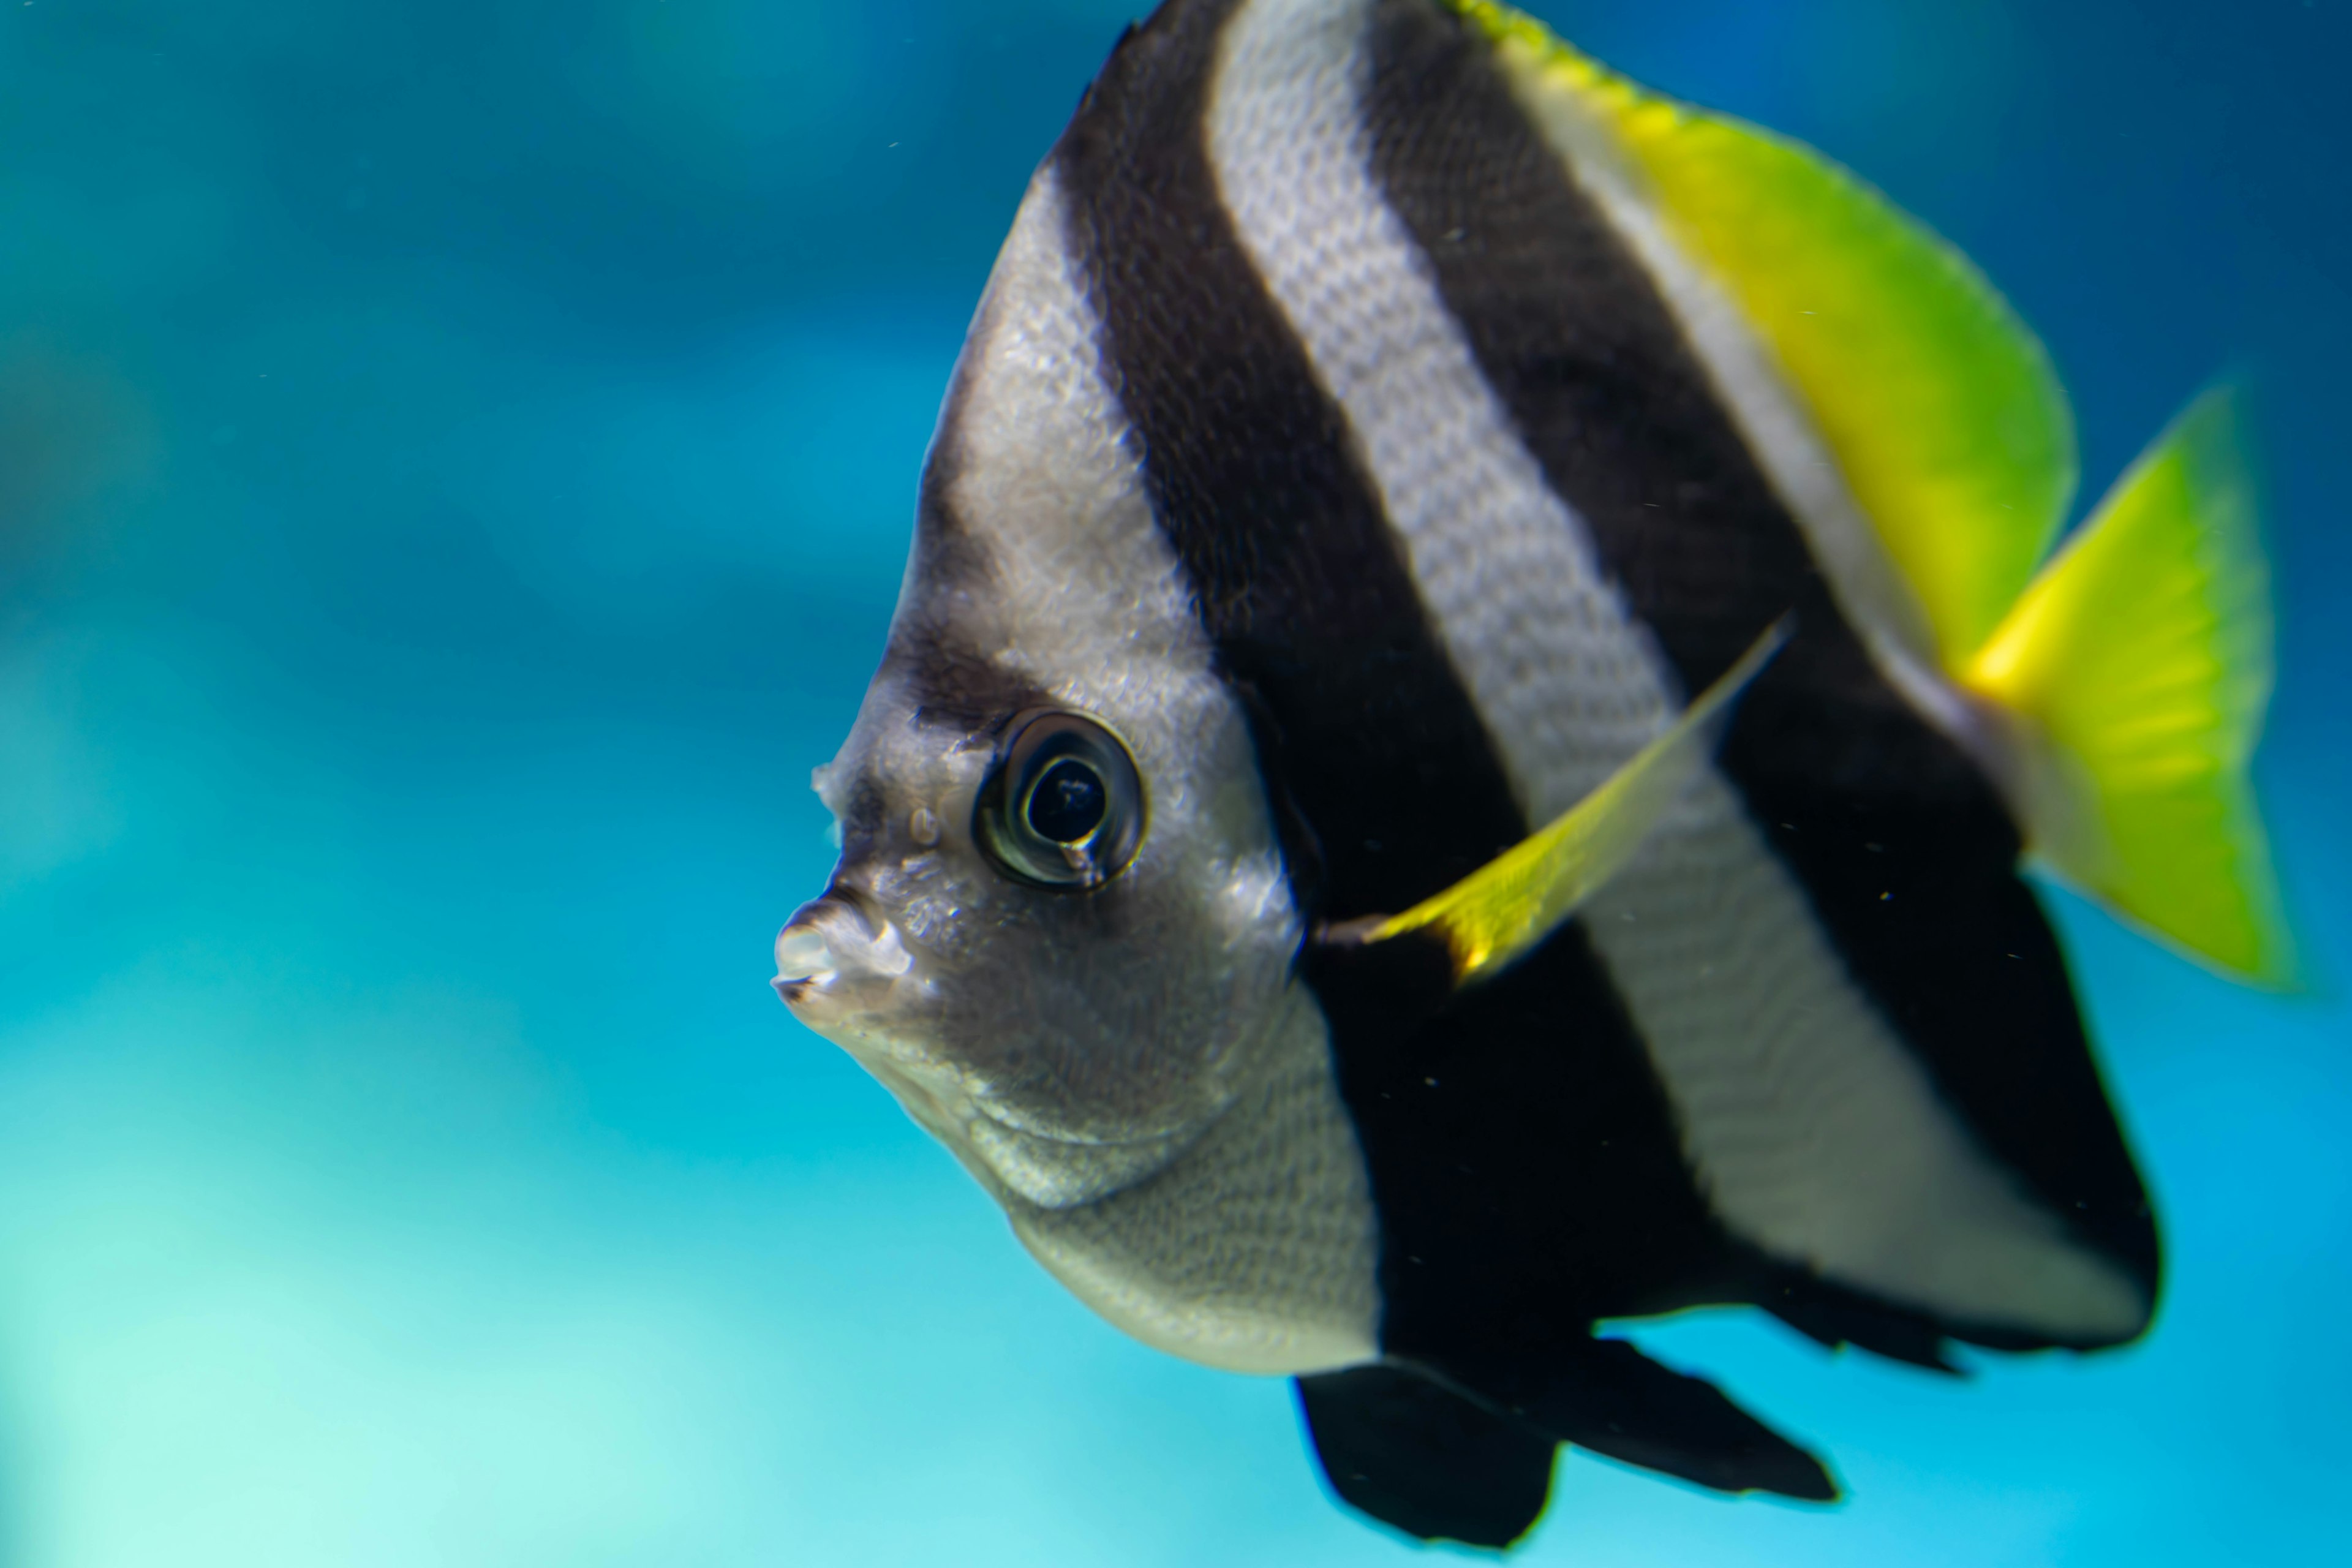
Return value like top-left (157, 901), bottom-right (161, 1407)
top-left (0, 2), bottom-right (2345, 1564)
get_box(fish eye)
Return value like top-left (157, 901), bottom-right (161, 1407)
top-left (1025, 758), bottom-right (1107, 843)
top-left (974, 711), bottom-right (1144, 890)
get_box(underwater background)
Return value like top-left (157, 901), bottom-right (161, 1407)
top-left (1, 0), bottom-right (2345, 1562)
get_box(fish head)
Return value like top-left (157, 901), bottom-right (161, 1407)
top-left (776, 630), bottom-right (1303, 1213)
top-left (773, 168), bottom-right (1305, 1213)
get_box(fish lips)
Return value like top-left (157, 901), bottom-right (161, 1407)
top-left (773, 888), bottom-right (913, 1006)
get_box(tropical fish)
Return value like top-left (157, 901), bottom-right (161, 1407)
top-left (773, 0), bottom-right (2289, 1547)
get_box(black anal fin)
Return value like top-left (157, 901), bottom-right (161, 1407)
top-left (1762, 1267), bottom-right (1965, 1374)
top-left (1469, 1338), bottom-right (1839, 1502)
top-left (1296, 1365), bottom-right (1557, 1549)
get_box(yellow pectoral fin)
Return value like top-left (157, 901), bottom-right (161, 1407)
top-left (1368, 622), bottom-right (1789, 986)
top-left (1962, 388), bottom-right (2296, 985)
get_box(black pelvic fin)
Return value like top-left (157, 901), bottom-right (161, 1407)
top-left (1295, 1365), bottom-right (1557, 1550)
top-left (1464, 1338), bottom-right (1840, 1503)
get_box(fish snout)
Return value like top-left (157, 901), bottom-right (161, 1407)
top-left (772, 886), bottom-right (914, 1009)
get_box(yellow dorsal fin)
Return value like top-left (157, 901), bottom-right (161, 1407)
top-left (1363, 624), bottom-right (1789, 986)
top-left (1447, 1), bottom-right (2076, 670)
top-left (1962, 389), bottom-right (2296, 985)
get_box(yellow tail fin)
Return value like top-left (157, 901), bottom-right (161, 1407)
top-left (1963, 389), bottom-right (2294, 984)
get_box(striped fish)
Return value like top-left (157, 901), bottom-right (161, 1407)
top-left (774, 0), bottom-right (2290, 1547)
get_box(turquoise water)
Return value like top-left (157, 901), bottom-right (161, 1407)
top-left (1, 1), bottom-right (2345, 1562)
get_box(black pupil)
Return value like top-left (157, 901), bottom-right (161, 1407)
top-left (1026, 758), bottom-right (1108, 844)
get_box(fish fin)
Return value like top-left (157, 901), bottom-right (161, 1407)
top-left (1446, 1), bottom-right (2073, 668)
top-left (1295, 1365), bottom-right (1556, 1549)
top-left (1440, 1338), bottom-right (1839, 1502)
top-left (1961, 388), bottom-right (2296, 985)
top-left (1759, 1267), bottom-right (1967, 1374)
top-left (1360, 621), bottom-right (1787, 984)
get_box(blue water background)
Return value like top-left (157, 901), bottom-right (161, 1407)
top-left (1, 1), bottom-right (2345, 1562)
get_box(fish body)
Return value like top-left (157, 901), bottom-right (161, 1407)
top-left (775, 0), bottom-right (2286, 1546)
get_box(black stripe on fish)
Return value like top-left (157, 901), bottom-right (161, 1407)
top-left (1058, 0), bottom-right (1515, 922)
top-left (889, 385), bottom-right (1058, 731)
top-left (1362, 0), bottom-right (2157, 1329)
top-left (1054, 0), bottom-right (1831, 1526)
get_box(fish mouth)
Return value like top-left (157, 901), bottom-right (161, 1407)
top-left (772, 886), bottom-right (913, 1007)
